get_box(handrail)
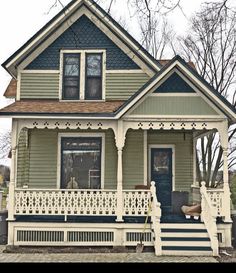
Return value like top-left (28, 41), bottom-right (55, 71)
top-left (150, 181), bottom-right (162, 256)
top-left (200, 182), bottom-right (219, 256)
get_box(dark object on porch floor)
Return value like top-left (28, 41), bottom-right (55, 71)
top-left (171, 191), bottom-right (189, 215)
top-left (0, 210), bottom-right (8, 245)
top-left (232, 214), bottom-right (236, 248)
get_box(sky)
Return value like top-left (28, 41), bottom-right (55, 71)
top-left (0, 0), bottom-right (226, 136)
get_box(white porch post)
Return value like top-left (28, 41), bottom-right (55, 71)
top-left (115, 121), bottom-right (126, 222)
top-left (218, 121), bottom-right (231, 223)
top-left (7, 120), bottom-right (18, 246)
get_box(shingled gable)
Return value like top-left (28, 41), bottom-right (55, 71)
top-left (115, 55), bottom-right (236, 121)
top-left (2, 0), bottom-right (161, 78)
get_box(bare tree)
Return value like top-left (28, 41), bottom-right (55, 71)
top-left (0, 131), bottom-right (11, 161)
top-left (178, 0), bottom-right (236, 187)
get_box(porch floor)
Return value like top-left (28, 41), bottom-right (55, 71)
top-left (15, 214), bottom-right (204, 224)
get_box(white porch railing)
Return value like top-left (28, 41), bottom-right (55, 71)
top-left (14, 189), bottom-right (151, 217)
top-left (15, 189), bottom-right (118, 216)
top-left (206, 189), bottom-right (224, 218)
top-left (200, 182), bottom-right (219, 256)
top-left (123, 190), bottom-right (151, 216)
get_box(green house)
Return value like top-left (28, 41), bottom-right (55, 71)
top-left (1, 0), bottom-right (236, 256)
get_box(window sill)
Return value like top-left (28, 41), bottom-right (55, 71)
top-left (59, 99), bottom-right (106, 102)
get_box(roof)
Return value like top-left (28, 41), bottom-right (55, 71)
top-left (115, 55), bottom-right (236, 120)
top-left (158, 59), bottom-right (196, 70)
top-left (0, 100), bottom-right (124, 116)
top-left (2, 0), bottom-right (161, 77)
top-left (3, 79), bottom-right (17, 98)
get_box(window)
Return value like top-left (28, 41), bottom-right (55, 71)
top-left (63, 54), bottom-right (80, 100)
top-left (85, 54), bottom-right (102, 100)
top-left (61, 137), bottom-right (102, 189)
top-left (61, 51), bottom-right (105, 101)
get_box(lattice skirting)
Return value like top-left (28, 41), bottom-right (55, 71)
top-left (9, 222), bottom-right (154, 247)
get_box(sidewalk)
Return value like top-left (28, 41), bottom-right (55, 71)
top-left (0, 246), bottom-right (218, 263)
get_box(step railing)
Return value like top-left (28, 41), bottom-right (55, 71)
top-left (200, 182), bottom-right (219, 256)
top-left (150, 181), bottom-right (162, 256)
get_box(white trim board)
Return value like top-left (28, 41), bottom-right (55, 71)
top-left (148, 144), bottom-right (176, 191)
top-left (124, 68), bottom-right (225, 118)
top-left (59, 49), bottom-right (106, 101)
top-left (57, 132), bottom-right (105, 190)
top-left (119, 60), bottom-right (234, 120)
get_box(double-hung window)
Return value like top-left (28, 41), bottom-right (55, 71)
top-left (62, 51), bottom-right (104, 100)
top-left (85, 53), bottom-right (102, 100)
top-left (63, 54), bottom-right (80, 100)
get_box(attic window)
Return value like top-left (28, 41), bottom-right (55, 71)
top-left (61, 50), bottom-right (105, 101)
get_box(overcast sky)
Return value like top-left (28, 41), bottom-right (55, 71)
top-left (0, 0), bottom-right (226, 134)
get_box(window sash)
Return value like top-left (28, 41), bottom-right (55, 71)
top-left (62, 53), bottom-right (80, 100)
top-left (85, 53), bottom-right (103, 100)
top-left (61, 137), bottom-right (102, 189)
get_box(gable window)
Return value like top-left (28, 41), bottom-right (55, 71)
top-left (59, 134), bottom-right (105, 189)
top-left (85, 54), bottom-right (102, 100)
top-left (63, 54), bottom-right (80, 100)
top-left (61, 50), bottom-right (105, 101)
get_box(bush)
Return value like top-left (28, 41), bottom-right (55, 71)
top-left (231, 175), bottom-right (236, 210)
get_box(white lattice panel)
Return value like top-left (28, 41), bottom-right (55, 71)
top-left (123, 190), bottom-right (151, 216)
top-left (207, 189), bottom-right (224, 217)
top-left (15, 190), bottom-right (117, 216)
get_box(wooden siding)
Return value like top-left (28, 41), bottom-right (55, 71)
top-left (104, 130), bottom-right (117, 189)
top-left (28, 130), bottom-right (58, 188)
top-left (106, 73), bottom-right (150, 100)
top-left (123, 130), bottom-right (144, 189)
top-left (148, 131), bottom-right (193, 192)
top-left (20, 72), bottom-right (149, 100)
top-left (17, 130), bottom-right (30, 188)
top-left (20, 73), bottom-right (59, 99)
top-left (130, 97), bottom-right (219, 116)
top-left (17, 129), bottom-right (117, 189)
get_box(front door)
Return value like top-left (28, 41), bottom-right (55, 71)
top-left (150, 148), bottom-right (173, 213)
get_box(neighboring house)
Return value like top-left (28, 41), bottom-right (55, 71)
top-left (0, 0), bottom-right (235, 256)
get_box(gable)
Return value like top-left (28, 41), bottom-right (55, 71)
top-left (129, 96), bottom-right (219, 116)
top-left (154, 72), bottom-right (195, 93)
top-left (27, 15), bottom-right (139, 70)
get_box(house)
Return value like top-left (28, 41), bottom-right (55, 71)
top-left (0, 0), bottom-right (235, 256)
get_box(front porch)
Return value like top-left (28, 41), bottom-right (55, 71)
top-left (7, 118), bottom-right (232, 255)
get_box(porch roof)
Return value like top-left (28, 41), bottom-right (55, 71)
top-left (0, 100), bottom-right (124, 116)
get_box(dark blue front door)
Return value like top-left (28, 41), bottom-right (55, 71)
top-left (151, 148), bottom-right (173, 213)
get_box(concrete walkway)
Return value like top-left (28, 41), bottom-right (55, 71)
top-left (0, 246), bottom-right (218, 263)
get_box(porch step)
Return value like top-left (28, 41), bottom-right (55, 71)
top-left (160, 223), bottom-right (213, 256)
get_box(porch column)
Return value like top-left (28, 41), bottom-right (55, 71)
top-left (7, 120), bottom-right (18, 224)
top-left (218, 121), bottom-right (231, 223)
top-left (115, 121), bottom-right (126, 222)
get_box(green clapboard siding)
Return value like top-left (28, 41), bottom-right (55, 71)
top-left (17, 129), bottom-right (117, 189)
top-left (28, 130), bottom-right (58, 188)
top-left (104, 130), bottom-right (117, 189)
top-left (130, 96), bottom-right (219, 116)
top-left (123, 130), bottom-right (144, 189)
top-left (17, 130), bottom-right (30, 188)
top-left (20, 73), bottom-right (59, 99)
top-left (106, 73), bottom-right (150, 100)
top-left (148, 131), bottom-right (193, 192)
